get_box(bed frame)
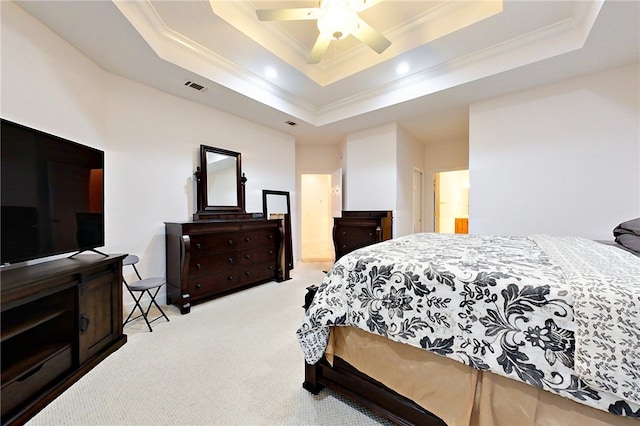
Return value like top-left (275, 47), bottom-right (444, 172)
top-left (301, 286), bottom-right (447, 426)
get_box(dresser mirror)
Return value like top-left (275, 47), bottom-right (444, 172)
top-left (196, 145), bottom-right (244, 213)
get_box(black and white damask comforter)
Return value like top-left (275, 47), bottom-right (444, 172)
top-left (296, 233), bottom-right (640, 417)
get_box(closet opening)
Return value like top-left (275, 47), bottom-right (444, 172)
top-left (434, 169), bottom-right (469, 234)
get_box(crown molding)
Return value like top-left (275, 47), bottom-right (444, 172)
top-left (112, 0), bottom-right (603, 128)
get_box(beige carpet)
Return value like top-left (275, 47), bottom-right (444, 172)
top-left (27, 262), bottom-right (391, 426)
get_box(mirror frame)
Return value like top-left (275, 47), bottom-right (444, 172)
top-left (262, 190), bottom-right (293, 280)
top-left (198, 145), bottom-right (244, 213)
top-left (262, 190), bottom-right (291, 220)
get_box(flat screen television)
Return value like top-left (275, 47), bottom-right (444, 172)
top-left (1, 119), bottom-right (105, 265)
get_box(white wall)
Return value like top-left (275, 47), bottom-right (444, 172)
top-left (343, 124), bottom-right (397, 212)
top-left (469, 63), bottom-right (640, 239)
top-left (396, 126), bottom-right (425, 237)
top-left (2, 2), bottom-right (296, 304)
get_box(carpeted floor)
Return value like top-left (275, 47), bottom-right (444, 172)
top-left (26, 262), bottom-right (392, 426)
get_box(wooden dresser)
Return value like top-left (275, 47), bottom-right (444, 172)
top-left (1, 255), bottom-right (126, 425)
top-left (333, 210), bottom-right (393, 260)
top-left (165, 218), bottom-right (281, 314)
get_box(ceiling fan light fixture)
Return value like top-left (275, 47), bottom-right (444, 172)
top-left (317, 0), bottom-right (358, 40)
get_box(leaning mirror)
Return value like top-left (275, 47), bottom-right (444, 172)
top-left (197, 145), bottom-right (243, 212)
top-left (262, 190), bottom-right (293, 280)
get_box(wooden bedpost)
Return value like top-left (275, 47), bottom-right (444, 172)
top-left (303, 362), bottom-right (324, 394)
top-left (302, 285), bottom-right (324, 394)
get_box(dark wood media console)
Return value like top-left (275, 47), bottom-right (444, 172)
top-left (1, 255), bottom-right (127, 425)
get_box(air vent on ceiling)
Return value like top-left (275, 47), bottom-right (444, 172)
top-left (184, 80), bottom-right (207, 92)
top-left (285, 121), bottom-right (297, 126)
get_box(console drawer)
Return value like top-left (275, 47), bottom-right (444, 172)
top-left (1, 345), bottom-right (72, 417)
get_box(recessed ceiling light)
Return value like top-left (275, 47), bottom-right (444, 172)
top-left (396, 62), bottom-right (410, 75)
top-left (265, 66), bottom-right (278, 79)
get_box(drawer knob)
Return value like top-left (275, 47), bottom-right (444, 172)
top-left (369, 233), bottom-right (373, 237)
top-left (195, 283), bottom-right (201, 289)
top-left (195, 243), bottom-right (201, 249)
top-left (245, 237), bottom-right (251, 242)
top-left (268, 235), bottom-right (273, 239)
top-left (227, 276), bottom-right (233, 281)
top-left (245, 271), bottom-right (251, 276)
top-left (342, 231), bottom-right (346, 235)
top-left (268, 266), bottom-right (273, 270)
top-left (195, 263), bottom-right (201, 269)
top-left (245, 254), bottom-right (251, 259)
top-left (228, 258), bottom-right (234, 264)
top-left (268, 250), bottom-right (273, 255)
top-left (228, 239), bottom-right (233, 245)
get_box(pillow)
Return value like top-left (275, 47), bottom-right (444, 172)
top-left (613, 217), bottom-right (640, 236)
top-left (613, 217), bottom-right (640, 254)
top-left (615, 234), bottom-right (640, 254)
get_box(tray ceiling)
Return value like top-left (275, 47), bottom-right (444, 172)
top-left (13, 0), bottom-right (640, 144)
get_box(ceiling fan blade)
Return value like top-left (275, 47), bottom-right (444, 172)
top-left (256, 8), bottom-right (319, 22)
top-left (307, 33), bottom-right (333, 64)
top-left (352, 17), bottom-right (391, 54)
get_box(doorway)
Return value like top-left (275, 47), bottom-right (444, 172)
top-left (300, 174), bottom-right (333, 261)
top-left (434, 170), bottom-right (469, 233)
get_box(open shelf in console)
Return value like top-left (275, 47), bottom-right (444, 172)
top-left (0, 287), bottom-right (75, 413)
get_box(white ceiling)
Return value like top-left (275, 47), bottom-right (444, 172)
top-left (14, 0), bottom-right (640, 145)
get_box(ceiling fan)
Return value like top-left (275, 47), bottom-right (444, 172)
top-left (256, 0), bottom-right (391, 64)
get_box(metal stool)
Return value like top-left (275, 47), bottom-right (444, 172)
top-left (122, 254), bottom-right (169, 332)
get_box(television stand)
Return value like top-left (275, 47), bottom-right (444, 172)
top-left (69, 248), bottom-right (109, 258)
top-left (1, 254), bottom-right (127, 425)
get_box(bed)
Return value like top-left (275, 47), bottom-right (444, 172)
top-left (297, 233), bottom-right (640, 425)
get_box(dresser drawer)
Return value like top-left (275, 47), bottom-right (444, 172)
top-left (336, 226), bottom-right (378, 245)
top-left (188, 271), bottom-right (240, 298)
top-left (239, 263), bottom-right (277, 285)
top-left (189, 233), bottom-right (238, 254)
top-left (239, 246), bottom-right (277, 266)
top-left (239, 230), bottom-right (278, 249)
top-left (189, 252), bottom-right (237, 277)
